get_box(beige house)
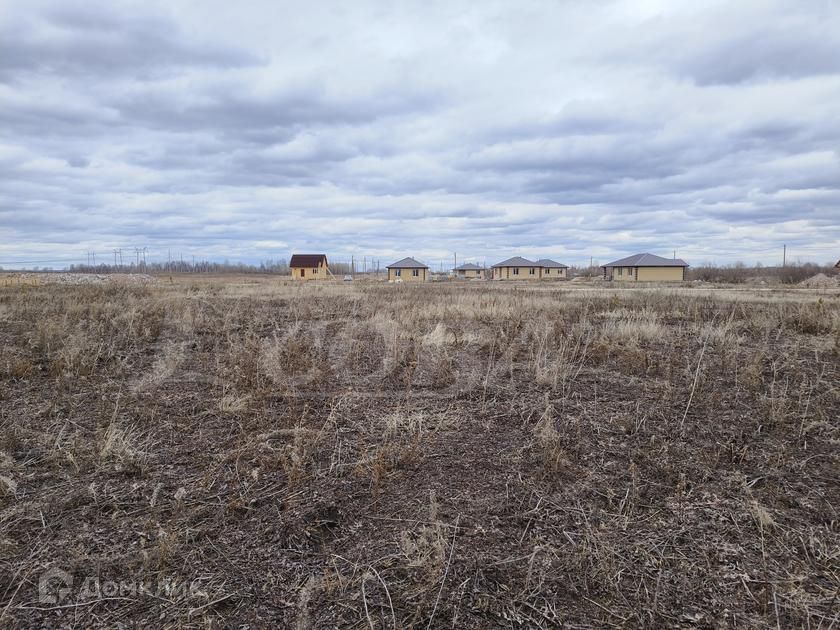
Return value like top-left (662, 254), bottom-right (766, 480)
top-left (491, 256), bottom-right (542, 280)
top-left (453, 263), bottom-right (485, 279)
top-left (535, 259), bottom-right (569, 279)
top-left (289, 254), bottom-right (330, 280)
top-left (602, 253), bottom-right (688, 282)
top-left (387, 257), bottom-right (429, 282)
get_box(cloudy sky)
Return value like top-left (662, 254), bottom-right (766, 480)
top-left (1, 0), bottom-right (838, 269)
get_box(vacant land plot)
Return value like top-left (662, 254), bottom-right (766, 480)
top-left (0, 278), bottom-right (838, 628)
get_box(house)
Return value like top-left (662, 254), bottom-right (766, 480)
top-left (289, 254), bottom-right (329, 280)
top-left (453, 262), bottom-right (485, 279)
top-left (387, 257), bottom-right (429, 282)
top-left (535, 259), bottom-right (569, 279)
top-left (602, 253), bottom-right (688, 282)
top-left (835, 259), bottom-right (840, 269)
top-left (491, 256), bottom-right (541, 280)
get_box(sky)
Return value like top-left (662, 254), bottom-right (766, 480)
top-left (1, 0), bottom-right (839, 270)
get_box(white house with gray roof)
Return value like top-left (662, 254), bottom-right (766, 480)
top-left (602, 253), bottom-right (688, 282)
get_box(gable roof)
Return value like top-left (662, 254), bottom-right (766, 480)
top-left (387, 257), bottom-right (428, 269)
top-left (491, 256), bottom-right (536, 268)
top-left (454, 263), bottom-right (484, 270)
top-left (289, 254), bottom-right (327, 267)
top-left (535, 259), bottom-right (568, 268)
top-left (603, 253), bottom-right (688, 268)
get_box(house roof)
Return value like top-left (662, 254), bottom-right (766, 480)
top-left (289, 254), bottom-right (327, 267)
top-left (603, 253), bottom-right (688, 268)
top-left (835, 259), bottom-right (840, 268)
top-left (387, 257), bottom-right (428, 269)
top-left (535, 259), bottom-right (568, 268)
top-left (491, 256), bottom-right (536, 268)
top-left (454, 263), bottom-right (484, 270)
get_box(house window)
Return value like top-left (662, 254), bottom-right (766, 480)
top-left (618, 268), bottom-right (622, 276)
top-left (529, 268), bottom-right (535, 275)
top-left (626, 267), bottom-right (632, 276)
top-left (300, 268), bottom-right (305, 277)
top-left (545, 268), bottom-right (550, 274)
top-left (313, 268), bottom-right (318, 274)
top-left (395, 269), bottom-right (401, 277)
top-left (513, 268), bottom-right (519, 275)
top-left (412, 269), bottom-right (419, 277)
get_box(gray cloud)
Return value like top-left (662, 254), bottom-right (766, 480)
top-left (0, 5), bottom-right (259, 82)
top-left (674, 22), bottom-right (840, 86)
top-left (0, 0), bottom-right (838, 269)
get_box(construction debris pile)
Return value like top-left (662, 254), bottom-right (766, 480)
top-left (798, 273), bottom-right (840, 288)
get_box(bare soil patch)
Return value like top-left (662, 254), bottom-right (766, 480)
top-left (0, 281), bottom-right (837, 627)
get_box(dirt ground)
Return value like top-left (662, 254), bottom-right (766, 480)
top-left (0, 278), bottom-right (838, 628)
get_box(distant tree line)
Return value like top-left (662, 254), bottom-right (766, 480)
top-left (9, 259), bottom-right (834, 283)
top-left (63, 258), bottom-right (369, 276)
top-left (687, 262), bottom-right (835, 284)
top-left (67, 259), bottom-right (291, 274)
top-left (568, 261), bottom-right (835, 284)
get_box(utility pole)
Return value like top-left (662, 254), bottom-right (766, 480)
top-left (454, 252), bottom-right (457, 272)
top-left (782, 244), bottom-right (786, 267)
top-left (114, 249), bottom-right (118, 267)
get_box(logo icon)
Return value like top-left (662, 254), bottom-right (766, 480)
top-left (38, 567), bottom-right (73, 605)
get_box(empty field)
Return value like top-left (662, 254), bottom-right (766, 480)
top-left (0, 278), bottom-right (838, 628)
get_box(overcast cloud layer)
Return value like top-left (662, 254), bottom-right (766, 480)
top-left (1, 0), bottom-right (839, 269)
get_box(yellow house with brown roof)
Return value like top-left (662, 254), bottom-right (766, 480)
top-left (289, 254), bottom-right (329, 280)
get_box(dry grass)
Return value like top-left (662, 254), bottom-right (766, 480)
top-left (0, 278), bottom-right (838, 627)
